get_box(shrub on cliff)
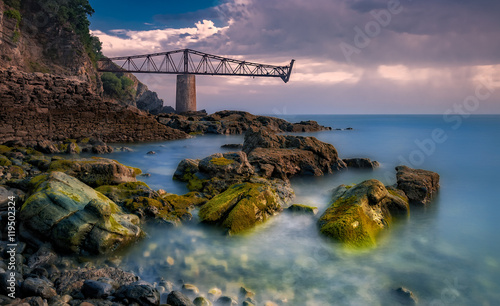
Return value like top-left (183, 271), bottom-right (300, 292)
top-left (101, 72), bottom-right (135, 99)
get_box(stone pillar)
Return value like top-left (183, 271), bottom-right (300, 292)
top-left (176, 74), bottom-right (196, 113)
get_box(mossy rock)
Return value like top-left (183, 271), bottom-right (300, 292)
top-left (288, 204), bottom-right (318, 215)
top-left (0, 154), bottom-right (12, 167)
top-left (95, 181), bottom-right (151, 203)
top-left (161, 192), bottom-right (207, 219)
top-left (0, 145), bottom-right (12, 154)
top-left (7, 165), bottom-right (25, 179)
top-left (14, 147), bottom-right (43, 156)
top-left (318, 180), bottom-right (410, 248)
top-left (20, 172), bottom-right (142, 255)
top-left (199, 182), bottom-right (282, 234)
top-left (48, 158), bottom-right (137, 187)
top-left (27, 156), bottom-right (51, 171)
top-left (318, 196), bottom-right (380, 247)
top-left (210, 157), bottom-right (235, 166)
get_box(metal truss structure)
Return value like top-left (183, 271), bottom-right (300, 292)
top-left (97, 49), bottom-right (295, 83)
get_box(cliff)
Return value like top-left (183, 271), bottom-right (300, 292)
top-left (0, 0), bottom-right (183, 143)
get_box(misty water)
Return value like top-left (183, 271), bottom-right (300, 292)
top-left (106, 115), bottom-right (500, 305)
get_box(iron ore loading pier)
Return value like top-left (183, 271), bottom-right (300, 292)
top-left (98, 49), bottom-right (295, 113)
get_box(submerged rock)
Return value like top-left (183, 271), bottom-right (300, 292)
top-left (114, 280), bottom-right (160, 306)
top-left (393, 287), bottom-right (418, 305)
top-left (343, 158), bottom-right (380, 169)
top-left (167, 290), bottom-right (195, 306)
top-left (20, 172), bottom-right (142, 255)
top-left (288, 204), bottom-right (318, 215)
top-left (396, 165), bottom-right (440, 206)
top-left (199, 181), bottom-right (290, 234)
top-left (318, 180), bottom-right (409, 247)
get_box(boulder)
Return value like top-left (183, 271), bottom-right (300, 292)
top-left (174, 152), bottom-right (255, 195)
top-left (396, 165), bottom-right (440, 206)
top-left (47, 157), bottom-right (139, 187)
top-left (318, 180), bottom-right (409, 247)
top-left (21, 277), bottom-right (57, 299)
top-left (20, 172), bottom-right (142, 255)
top-left (114, 280), bottom-right (160, 306)
top-left (194, 296), bottom-right (213, 306)
top-left (393, 287), bottom-right (418, 305)
top-left (243, 127), bottom-right (346, 180)
top-left (36, 140), bottom-right (60, 154)
top-left (27, 245), bottom-right (58, 269)
top-left (81, 279), bottom-right (113, 299)
top-left (167, 291), bottom-right (195, 306)
top-left (199, 181), bottom-right (291, 234)
top-left (343, 158), bottom-right (380, 169)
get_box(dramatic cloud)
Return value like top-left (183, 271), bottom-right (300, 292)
top-left (93, 0), bottom-right (500, 114)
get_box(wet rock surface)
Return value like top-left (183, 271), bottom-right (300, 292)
top-left (396, 165), bottom-right (440, 206)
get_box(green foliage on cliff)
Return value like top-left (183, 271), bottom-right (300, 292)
top-left (4, 9), bottom-right (21, 25)
top-left (55, 0), bottom-right (102, 63)
top-left (101, 72), bottom-right (135, 99)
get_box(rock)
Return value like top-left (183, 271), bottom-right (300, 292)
top-left (55, 267), bottom-right (138, 295)
top-left (0, 272), bottom-right (22, 296)
top-left (394, 287), bottom-right (418, 305)
top-left (396, 165), bottom-right (440, 206)
top-left (167, 290), bottom-right (195, 306)
top-left (198, 152), bottom-right (254, 181)
top-left (181, 283), bottom-right (200, 296)
top-left (0, 154), bottom-right (12, 167)
top-left (21, 277), bottom-right (57, 299)
top-left (215, 296), bottom-right (238, 306)
top-left (114, 281), bottom-right (160, 306)
top-left (243, 127), bottom-right (346, 180)
top-left (36, 140), bottom-right (60, 154)
top-left (0, 186), bottom-right (15, 211)
top-left (147, 151), bottom-right (156, 155)
top-left (174, 152), bottom-right (255, 195)
top-left (239, 287), bottom-right (255, 299)
top-left (92, 144), bottom-right (114, 154)
top-left (66, 142), bottom-right (81, 154)
top-left (199, 182), bottom-right (286, 234)
top-left (6, 165), bottom-right (26, 179)
top-left (318, 180), bottom-right (410, 247)
top-left (158, 110), bottom-right (331, 136)
top-left (221, 144), bottom-right (243, 150)
top-left (343, 158), bottom-right (380, 169)
top-left (27, 245), bottom-right (58, 269)
top-left (47, 157), bottom-right (138, 187)
top-left (242, 302), bottom-right (255, 306)
top-left (194, 296), bottom-right (213, 306)
top-left (20, 172), bottom-right (142, 255)
top-left (287, 204), bottom-right (318, 215)
top-left (208, 288), bottom-right (222, 301)
top-left (81, 279), bottom-right (113, 299)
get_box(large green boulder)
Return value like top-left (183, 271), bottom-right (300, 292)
top-left (318, 179), bottom-right (409, 248)
top-left (48, 157), bottom-right (140, 187)
top-left (199, 181), bottom-right (289, 234)
top-left (20, 172), bottom-right (142, 255)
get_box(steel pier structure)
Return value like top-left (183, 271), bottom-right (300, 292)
top-left (97, 49), bottom-right (295, 113)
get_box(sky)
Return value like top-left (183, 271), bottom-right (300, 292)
top-left (89, 0), bottom-right (500, 114)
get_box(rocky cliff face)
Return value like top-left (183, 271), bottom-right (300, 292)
top-left (0, 0), bottom-right (182, 142)
top-left (0, 67), bottom-right (186, 143)
top-left (0, 0), bottom-right (101, 93)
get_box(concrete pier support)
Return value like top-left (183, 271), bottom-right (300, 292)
top-left (176, 74), bottom-right (196, 113)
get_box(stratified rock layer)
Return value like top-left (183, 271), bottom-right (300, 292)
top-left (0, 68), bottom-right (187, 143)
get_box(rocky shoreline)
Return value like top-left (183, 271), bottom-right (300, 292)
top-left (0, 124), bottom-right (435, 305)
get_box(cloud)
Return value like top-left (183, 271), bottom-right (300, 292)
top-left (93, 0), bottom-right (500, 114)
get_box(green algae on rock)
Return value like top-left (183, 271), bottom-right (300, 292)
top-left (318, 180), bottom-right (410, 248)
top-left (199, 182), bottom-right (285, 234)
top-left (20, 171), bottom-right (142, 255)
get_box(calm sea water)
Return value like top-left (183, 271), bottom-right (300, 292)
top-left (107, 115), bottom-right (500, 305)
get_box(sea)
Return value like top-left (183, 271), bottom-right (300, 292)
top-left (104, 115), bottom-right (500, 305)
